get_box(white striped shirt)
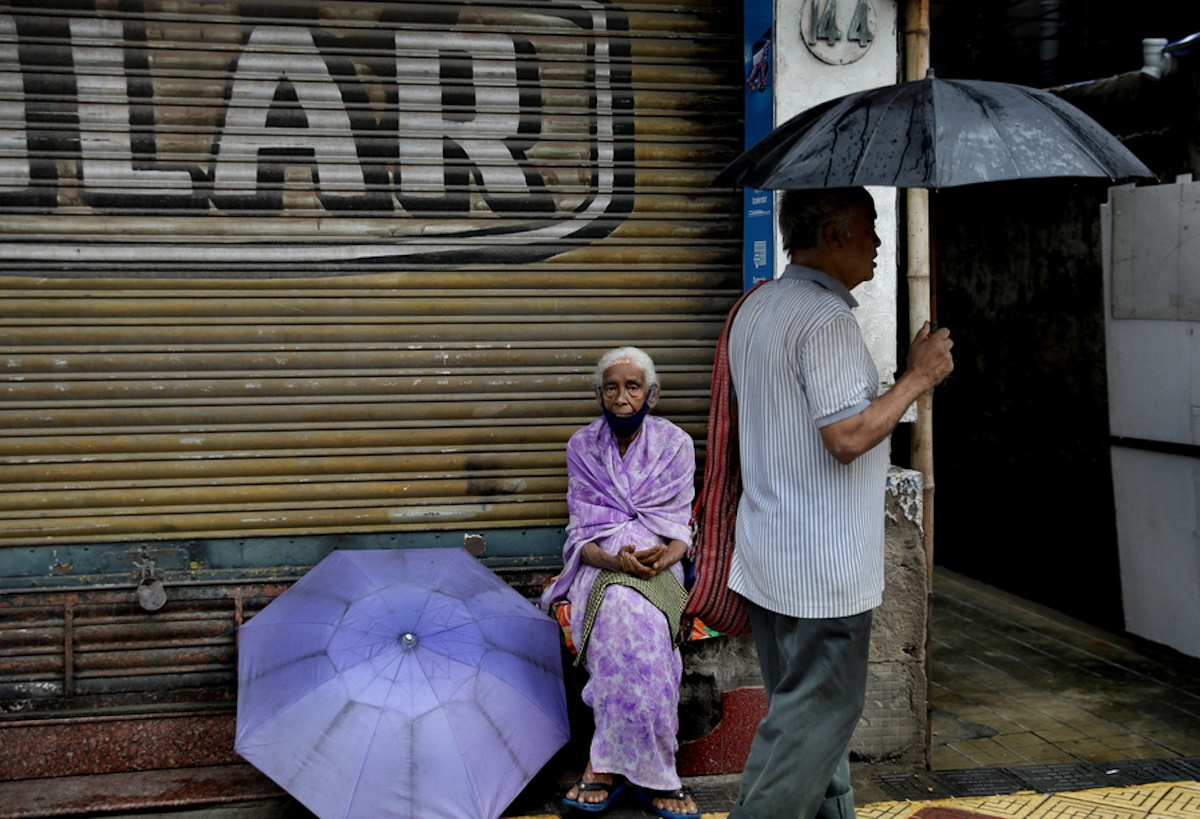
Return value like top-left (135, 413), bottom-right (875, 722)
top-left (727, 264), bottom-right (888, 619)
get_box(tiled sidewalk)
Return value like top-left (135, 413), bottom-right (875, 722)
top-left (929, 569), bottom-right (1200, 771)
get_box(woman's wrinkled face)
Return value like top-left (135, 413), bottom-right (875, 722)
top-left (599, 360), bottom-right (655, 416)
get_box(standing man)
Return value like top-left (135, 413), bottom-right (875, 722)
top-left (727, 187), bottom-right (954, 819)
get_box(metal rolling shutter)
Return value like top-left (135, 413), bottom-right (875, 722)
top-left (0, 0), bottom-right (743, 548)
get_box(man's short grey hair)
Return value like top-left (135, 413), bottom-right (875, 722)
top-left (591, 346), bottom-right (660, 391)
top-left (778, 187), bottom-right (873, 255)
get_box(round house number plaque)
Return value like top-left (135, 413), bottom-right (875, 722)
top-left (800, 0), bottom-right (877, 65)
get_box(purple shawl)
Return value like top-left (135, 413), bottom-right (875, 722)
top-left (539, 414), bottom-right (696, 613)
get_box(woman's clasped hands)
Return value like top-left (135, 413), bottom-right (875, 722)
top-left (615, 542), bottom-right (684, 579)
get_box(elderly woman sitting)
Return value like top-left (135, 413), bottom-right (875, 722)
top-left (540, 347), bottom-right (700, 819)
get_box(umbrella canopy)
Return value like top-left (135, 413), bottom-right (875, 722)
top-left (709, 73), bottom-right (1156, 587)
top-left (235, 547), bottom-right (569, 819)
top-left (714, 75), bottom-right (1155, 191)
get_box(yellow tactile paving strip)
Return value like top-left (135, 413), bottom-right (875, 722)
top-left (516, 781), bottom-right (1200, 819)
top-left (859, 782), bottom-right (1200, 819)
top-left (600, 781), bottom-right (1200, 819)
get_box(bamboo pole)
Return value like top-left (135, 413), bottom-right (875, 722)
top-left (905, 0), bottom-right (935, 772)
top-left (904, 0), bottom-right (934, 584)
top-left (909, 189), bottom-right (935, 583)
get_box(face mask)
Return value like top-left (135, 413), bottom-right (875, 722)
top-left (602, 399), bottom-right (651, 439)
top-left (600, 384), bottom-right (656, 439)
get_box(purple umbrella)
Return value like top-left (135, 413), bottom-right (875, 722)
top-left (235, 547), bottom-right (569, 819)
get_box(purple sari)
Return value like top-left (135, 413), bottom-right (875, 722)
top-left (540, 414), bottom-right (695, 790)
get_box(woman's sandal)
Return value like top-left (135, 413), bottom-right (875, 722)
top-left (633, 786), bottom-right (701, 819)
top-left (562, 777), bottom-right (626, 813)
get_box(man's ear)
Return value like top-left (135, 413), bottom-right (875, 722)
top-left (648, 384), bottom-right (660, 409)
top-left (822, 220), bottom-right (843, 249)
top-left (595, 388), bottom-right (605, 408)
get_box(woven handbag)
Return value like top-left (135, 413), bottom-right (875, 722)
top-left (683, 284), bottom-right (762, 636)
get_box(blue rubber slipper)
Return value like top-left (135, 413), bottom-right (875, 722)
top-left (634, 786), bottom-right (701, 819)
top-left (562, 779), bottom-right (626, 813)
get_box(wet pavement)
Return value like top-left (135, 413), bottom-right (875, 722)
top-left (3, 568), bottom-right (1200, 818)
top-left (927, 570), bottom-right (1200, 771)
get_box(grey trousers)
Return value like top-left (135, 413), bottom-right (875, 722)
top-left (728, 602), bottom-right (874, 819)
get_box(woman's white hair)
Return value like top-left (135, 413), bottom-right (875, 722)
top-left (590, 346), bottom-right (660, 391)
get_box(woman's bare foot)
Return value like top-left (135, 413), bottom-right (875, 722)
top-left (640, 786), bottom-right (699, 817)
top-left (564, 761), bottom-right (618, 806)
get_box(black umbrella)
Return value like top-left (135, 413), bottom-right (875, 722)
top-left (714, 74), bottom-right (1155, 191)
top-left (714, 73), bottom-right (1156, 323)
top-left (712, 72), bottom-right (1156, 565)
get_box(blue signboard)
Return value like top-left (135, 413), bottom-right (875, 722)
top-left (743, 0), bottom-right (774, 290)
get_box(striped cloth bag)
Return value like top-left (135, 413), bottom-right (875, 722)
top-left (683, 284), bottom-right (762, 636)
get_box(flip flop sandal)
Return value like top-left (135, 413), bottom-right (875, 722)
top-left (562, 779), bottom-right (626, 813)
top-left (634, 786), bottom-right (701, 819)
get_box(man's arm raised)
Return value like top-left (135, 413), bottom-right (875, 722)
top-left (819, 322), bottom-right (954, 465)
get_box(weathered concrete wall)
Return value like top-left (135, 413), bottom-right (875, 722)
top-left (857, 466), bottom-right (929, 764)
